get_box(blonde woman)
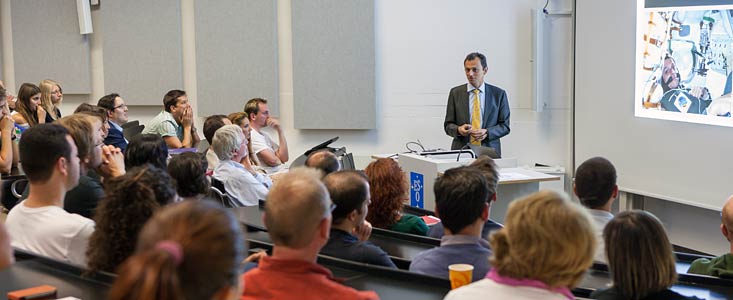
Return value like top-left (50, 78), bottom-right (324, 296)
top-left (445, 190), bottom-right (596, 300)
top-left (591, 211), bottom-right (702, 300)
top-left (39, 79), bottom-right (62, 123)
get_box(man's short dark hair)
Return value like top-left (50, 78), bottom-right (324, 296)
top-left (167, 152), bottom-right (209, 198)
top-left (464, 52), bottom-right (487, 69)
top-left (97, 93), bottom-right (120, 111)
top-left (575, 157), bottom-right (617, 209)
top-left (19, 124), bottom-right (72, 183)
top-left (203, 115), bottom-right (229, 145)
top-left (434, 166), bottom-right (489, 234)
top-left (323, 171), bottom-right (369, 225)
top-left (244, 98), bottom-right (267, 120)
top-left (305, 150), bottom-right (340, 176)
top-left (163, 90), bottom-right (186, 112)
top-left (469, 155), bottom-right (499, 198)
top-left (125, 134), bottom-right (169, 170)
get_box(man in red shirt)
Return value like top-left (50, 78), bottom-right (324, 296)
top-left (241, 168), bottom-right (379, 300)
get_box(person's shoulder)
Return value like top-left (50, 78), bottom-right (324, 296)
top-left (449, 84), bottom-right (468, 93)
top-left (444, 279), bottom-right (495, 300)
top-left (485, 83), bottom-right (507, 94)
top-left (589, 287), bottom-right (622, 300)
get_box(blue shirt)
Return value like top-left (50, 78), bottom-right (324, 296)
top-left (467, 82), bottom-right (486, 127)
top-left (320, 229), bottom-right (396, 268)
top-left (409, 234), bottom-right (492, 281)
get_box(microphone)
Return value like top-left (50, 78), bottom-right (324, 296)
top-left (456, 142), bottom-right (474, 162)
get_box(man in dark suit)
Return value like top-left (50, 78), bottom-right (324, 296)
top-left (97, 93), bottom-right (129, 152)
top-left (444, 52), bottom-right (510, 157)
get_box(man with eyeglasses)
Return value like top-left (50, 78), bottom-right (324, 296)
top-left (97, 93), bottom-right (129, 152)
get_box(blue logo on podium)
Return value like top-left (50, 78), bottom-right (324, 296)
top-left (410, 172), bottom-right (424, 208)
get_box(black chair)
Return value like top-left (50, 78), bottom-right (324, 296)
top-left (123, 124), bottom-right (145, 140)
top-left (121, 120), bottom-right (139, 129)
top-left (209, 178), bottom-right (237, 208)
top-left (1, 178), bottom-right (27, 211)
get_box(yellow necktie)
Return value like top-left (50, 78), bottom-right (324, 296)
top-left (471, 89), bottom-right (481, 145)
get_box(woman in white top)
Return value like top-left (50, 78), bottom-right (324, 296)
top-left (445, 190), bottom-right (596, 300)
top-left (211, 125), bottom-right (271, 206)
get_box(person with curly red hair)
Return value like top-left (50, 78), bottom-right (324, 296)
top-left (364, 158), bottom-right (428, 236)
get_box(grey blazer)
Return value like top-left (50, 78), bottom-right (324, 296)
top-left (443, 83), bottom-right (510, 157)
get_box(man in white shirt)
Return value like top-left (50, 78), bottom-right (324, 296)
top-left (573, 156), bottom-right (618, 263)
top-left (244, 98), bottom-right (289, 174)
top-left (211, 125), bottom-right (271, 206)
top-left (5, 124), bottom-right (94, 266)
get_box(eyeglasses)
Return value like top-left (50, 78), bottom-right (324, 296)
top-left (113, 104), bottom-right (127, 110)
top-left (330, 203), bottom-right (337, 212)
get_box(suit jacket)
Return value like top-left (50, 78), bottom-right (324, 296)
top-left (104, 121), bottom-right (128, 152)
top-left (444, 83), bottom-right (510, 157)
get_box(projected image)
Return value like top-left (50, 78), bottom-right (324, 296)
top-left (635, 4), bottom-right (733, 126)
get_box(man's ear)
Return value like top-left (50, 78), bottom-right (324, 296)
top-left (347, 209), bottom-right (359, 223)
top-left (481, 203), bottom-right (489, 221)
top-left (319, 217), bottom-right (331, 240)
top-left (722, 223), bottom-right (730, 242)
top-left (57, 157), bottom-right (68, 177)
top-left (572, 182), bottom-right (578, 197)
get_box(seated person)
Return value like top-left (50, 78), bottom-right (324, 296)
top-left (591, 211), bottom-right (702, 300)
top-left (5, 124), bottom-right (94, 265)
top-left (446, 191), bottom-right (595, 300)
top-left (364, 158), bottom-right (427, 235)
top-left (142, 89), bottom-right (200, 149)
top-left (86, 165), bottom-right (177, 273)
top-left (211, 125), bottom-right (271, 206)
top-left (574, 156), bottom-right (617, 263)
top-left (306, 150), bottom-right (340, 176)
top-left (0, 84), bottom-right (17, 174)
top-left (73, 104), bottom-right (111, 139)
top-left (321, 171), bottom-right (396, 268)
top-left (125, 134), bottom-right (169, 170)
top-left (38, 79), bottom-right (63, 123)
top-left (410, 166), bottom-right (492, 280)
top-left (109, 200), bottom-right (244, 300)
top-left (58, 114), bottom-right (125, 219)
top-left (12, 83), bottom-right (44, 129)
top-left (228, 111), bottom-right (257, 167)
top-left (0, 223), bottom-right (12, 270)
top-left (168, 152), bottom-right (210, 201)
top-left (241, 168), bottom-right (379, 300)
top-left (244, 98), bottom-right (288, 173)
top-left (427, 156), bottom-right (502, 239)
top-left (688, 196), bottom-right (733, 278)
top-left (203, 114), bottom-right (231, 171)
top-left (97, 93), bottom-right (129, 152)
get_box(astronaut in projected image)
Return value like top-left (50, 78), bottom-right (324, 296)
top-left (659, 55), bottom-right (714, 115)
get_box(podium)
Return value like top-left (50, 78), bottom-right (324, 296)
top-left (398, 152), bottom-right (560, 223)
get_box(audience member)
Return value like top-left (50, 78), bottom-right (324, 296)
top-left (0, 223), bottom-right (14, 270)
top-left (57, 114), bottom-right (124, 219)
top-left (38, 79), bottom-right (63, 123)
top-left (591, 210), bottom-right (702, 300)
top-left (364, 158), bottom-right (427, 235)
top-left (0, 80), bottom-right (15, 111)
top-left (306, 150), bottom-right (341, 176)
top-left (410, 166), bottom-right (492, 280)
top-left (574, 156), bottom-right (617, 263)
top-left (445, 190), bottom-right (595, 300)
top-left (211, 125), bottom-right (271, 206)
top-left (74, 103), bottom-right (111, 139)
top-left (108, 200), bottom-right (245, 300)
top-left (5, 124), bottom-right (93, 265)
top-left (244, 98), bottom-right (288, 173)
top-left (203, 114), bottom-right (232, 170)
top-left (97, 93), bottom-right (129, 151)
top-left (0, 84), bottom-right (16, 173)
top-left (688, 196), bottom-right (733, 277)
top-left (241, 168), bottom-right (379, 300)
top-left (227, 111), bottom-right (256, 165)
top-left (125, 134), bottom-right (169, 170)
top-left (86, 165), bottom-right (177, 274)
top-left (321, 171), bottom-right (396, 268)
top-left (168, 152), bottom-right (209, 201)
top-left (143, 89), bottom-right (200, 149)
top-left (12, 83), bottom-right (44, 129)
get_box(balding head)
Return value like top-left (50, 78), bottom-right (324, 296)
top-left (305, 150), bottom-right (340, 176)
top-left (323, 171), bottom-right (370, 226)
top-left (265, 168), bottom-right (331, 249)
top-left (722, 196), bottom-right (733, 245)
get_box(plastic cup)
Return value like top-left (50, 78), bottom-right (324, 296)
top-left (448, 264), bottom-right (473, 289)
